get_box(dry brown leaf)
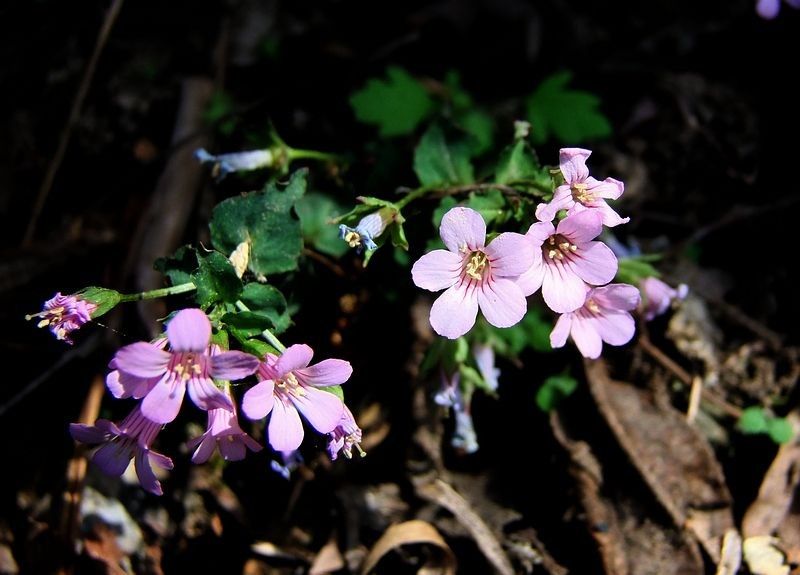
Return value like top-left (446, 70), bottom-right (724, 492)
top-left (715, 529), bottom-right (742, 575)
top-left (309, 538), bottom-right (346, 575)
top-left (82, 519), bottom-right (130, 575)
top-left (585, 359), bottom-right (734, 561)
top-left (743, 412), bottom-right (800, 539)
top-left (360, 520), bottom-right (455, 575)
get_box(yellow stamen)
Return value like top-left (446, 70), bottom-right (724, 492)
top-left (465, 252), bottom-right (488, 280)
top-left (586, 299), bottom-right (600, 313)
top-left (344, 231), bottom-right (362, 248)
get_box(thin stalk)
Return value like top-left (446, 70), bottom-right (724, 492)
top-left (119, 282), bottom-right (196, 302)
top-left (235, 300), bottom-right (286, 352)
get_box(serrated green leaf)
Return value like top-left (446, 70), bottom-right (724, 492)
top-left (465, 190), bottom-right (506, 226)
top-left (192, 251), bottom-right (243, 308)
top-left (210, 169), bottom-right (307, 276)
top-left (240, 283), bottom-right (291, 334)
top-left (154, 245), bottom-right (197, 286)
top-left (350, 67), bottom-right (435, 137)
top-left (413, 125), bottom-right (475, 187)
top-left (767, 417), bottom-right (794, 444)
top-left (459, 109), bottom-right (495, 156)
top-left (536, 375), bottom-right (578, 412)
top-left (738, 406), bottom-right (769, 434)
top-left (526, 71), bottom-right (611, 144)
top-left (494, 139), bottom-right (548, 186)
top-left (296, 192), bottom-right (349, 258)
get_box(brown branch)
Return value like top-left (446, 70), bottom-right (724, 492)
top-left (302, 248), bottom-right (346, 278)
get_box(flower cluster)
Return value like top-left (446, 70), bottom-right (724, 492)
top-left (70, 308), bottom-right (360, 494)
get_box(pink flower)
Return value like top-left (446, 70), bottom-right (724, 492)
top-left (29, 292), bottom-right (98, 344)
top-left (411, 207), bottom-right (535, 339)
top-left (473, 343), bottom-right (500, 392)
top-left (517, 210), bottom-right (618, 313)
top-left (187, 398), bottom-right (263, 463)
top-left (640, 277), bottom-right (688, 321)
top-left (327, 405), bottom-right (364, 460)
top-left (535, 148), bottom-right (628, 228)
top-left (550, 284), bottom-right (641, 359)
top-left (242, 344), bottom-right (351, 452)
top-left (70, 405), bottom-right (173, 495)
top-left (107, 309), bottom-right (260, 424)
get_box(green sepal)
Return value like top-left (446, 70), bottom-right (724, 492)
top-left (320, 385), bottom-right (345, 401)
top-left (77, 287), bottom-right (122, 318)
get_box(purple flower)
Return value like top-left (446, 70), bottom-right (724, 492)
top-left (535, 148), bottom-right (628, 228)
top-left (70, 405), bottom-right (173, 495)
top-left (29, 292), bottom-right (98, 344)
top-left (187, 396), bottom-right (263, 463)
top-left (411, 207), bottom-right (535, 339)
top-left (517, 210), bottom-right (618, 313)
top-left (242, 344), bottom-right (351, 452)
top-left (194, 148), bottom-right (274, 179)
top-left (270, 450), bottom-right (304, 479)
top-left (434, 370), bottom-right (462, 409)
top-left (550, 284), bottom-right (641, 359)
top-left (757, 0), bottom-right (800, 18)
top-left (640, 277), bottom-right (688, 321)
top-left (339, 209), bottom-right (394, 253)
top-left (327, 405), bottom-right (364, 460)
top-left (107, 309), bottom-right (260, 424)
top-left (472, 343), bottom-right (500, 392)
top-left (452, 410), bottom-right (479, 454)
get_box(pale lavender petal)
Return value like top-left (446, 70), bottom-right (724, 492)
top-left (594, 283), bottom-right (641, 311)
top-left (166, 308), bottom-right (211, 352)
top-left (268, 399), bottom-right (304, 451)
top-left (757, 0), bottom-right (780, 18)
top-left (219, 438), bottom-right (247, 461)
top-left (593, 312), bottom-right (636, 346)
top-left (594, 202), bottom-right (630, 227)
top-left (188, 434), bottom-right (215, 463)
top-left (477, 278), bottom-right (527, 328)
top-left (242, 379), bottom-right (275, 420)
top-left (291, 387), bottom-right (344, 433)
top-left (515, 260), bottom-right (544, 297)
top-left (550, 314), bottom-right (572, 348)
top-left (241, 434), bottom-right (264, 453)
top-left (542, 264), bottom-right (588, 313)
top-left (484, 233), bottom-right (535, 278)
top-left (210, 351), bottom-right (260, 380)
top-left (569, 242), bottom-right (618, 285)
top-left (149, 451), bottom-right (173, 470)
top-left (135, 450), bottom-right (163, 496)
top-left (276, 344), bottom-right (313, 376)
top-left (472, 344), bottom-right (500, 391)
top-left (429, 284), bottom-right (479, 339)
top-left (586, 176), bottom-right (624, 200)
top-left (570, 316), bottom-right (603, 359)
top-left (69, 423), bottom-right (109, 444)
top-left (113, 342), bottom-right (170, 378)
top-left (411, 250), bottom-right (462, 291)
top-left (534, 186), bottom-right (574, 223)
top-left (187, 377), bottom-right (234, 412)
top-left (93, 443), bottom-right (132, 477)
top-left (106, 371), bottom-right (156, 400)
top-left (557, 210), bottom-right (603, 244)
top-left (141, 373), bottom-right (186, 424)
top-left (526, 220), bottom-right (555, 245)
top-left (440, 207), bottom-right (486, 253)
top-left (296, 359), bottom-right (353, 387)
top-left (559, 148), bottom-right (591, 183)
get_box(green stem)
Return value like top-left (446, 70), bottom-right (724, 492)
top-left (235, 300), bottom-right (287, 353)
top-left (119, 282), bottom-right (196, 302)
top-left (287, 148), bottom-right (340, 163)
top-left (395, 186), bottom-right (432, 210)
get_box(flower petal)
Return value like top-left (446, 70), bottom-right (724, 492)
top-left (484, 232), bottom-right (535, 278)
top-left (594, 283), bottom-right (641, 311)
top-left (187, 433), bottom-right (214, 463)
top-left (535, 186), bottom-right (574, 223)
top-left (559, 148), bottom-right (591, 183)
top-left (542, 264), bottom-right (588, 313)
top-left (141, 373), bottom-right (186, 424)
top-left (210, 351), bottom-right (260, 380)
top-left (411, 250), bottom-right (462, 291)
top-left (550, 314), bottom-right (572, 349)
top-left (477, 278), bottom-right (527, 328)
top-left (440, 207), bottom-right (486, 253)
top-left (93, 443), bottom-right (132, 477)
top-left (268, 399), bottom-right (304, 451)
top-left (516, 260), bottom-right (544, 297)
top-left (242, 380), bottom-right (275, 420)
top-left (106, 370), bottom-right (156, 400)
top-left (135, 450), bottom-right (164, 496)
top-left (188, 377), bottom-right (234, 412)
top-left (593, 201), bottom-right (630, 227)
top-left (296, 359), bottom-right (353, 387)
top-left (430, 284), bottom-right (479, 339)
top-left (557, 210), bottom-right (603, 245)
top-left (757, 0), bottom-right (780, 18)
top-left (69, 423), bottom-right (109, 444)
top-left (570, 316), bottom-right (603, 359)
top-left (292, 387), bottom-right (344, 433)
top-left (593, 311), bottom-right (636, 346)
top-left (569, 241), bottom-right (618, 285)
top-left (276, 344), bottom-right (313, 376)
top-left (219, 438), bottom-right (247, 461)
top-left (113, 342), bottom-right (170, 378)
top-left (166, 308), bottom-right (211, 352)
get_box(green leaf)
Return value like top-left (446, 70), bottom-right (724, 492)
top-left (350, 67), bottom-right (435, 137)
top-left (78, 287), bottom-right (122, 318)
top-left (459, 109), bottom-right (495, 156)
top-left (536, 375), bottom-right (578, 412)
top-left (767, 417), bottom-right (794, 444)
top-left (210, 329), bottom-right (229, 349)
top-left (494, 139), bottom-right (547, 186)
top-left (459, 364), bottom-right (486, 390)
top-left (465, 190), bottom-right (506, 226)
top-left (526, 71), bottom-right (612, 145)
top-left (221, 311), bottom-right (274, 339)
top-left (616, 257), bottom-right (661, 286)
top-left (154, 245), bottom-right (197, 286)
top-left (204, 91), bottom-right (237, 136)
top-left (738, 407), bottom-right (769, 434)
top-left (210, 169), bottom-right (307, 276)
top-left (492, 308), bottom-right (553, 355)
top-left (296, 193), bottom-right (349, 258)
top-left (240, 283), bottom-right (291, 334)
top-left (321, 385), bottom-right (344, 401)
top-left (239, 338), bottom-right (278, 359)
top-left (192, 251), bottom-right (243, 308)
top-left (413, 125), bottom-right (475, 187)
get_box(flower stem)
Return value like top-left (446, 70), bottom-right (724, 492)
top-left (119, 282), bottom-right (196, 302)
top-left (395, 186), bottom-right (432, 210)
top-left (235, 300), bottom-right (287, 353)
top-left (287, 148), bottom-right (340, 163)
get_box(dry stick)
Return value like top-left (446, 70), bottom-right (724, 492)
top-left (638, 334), bottom-right (742, 419)
top-left (22, 0), bottom-right (125, 247)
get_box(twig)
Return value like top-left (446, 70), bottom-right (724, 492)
top-left (302, 248), bottom-right (346, 278)
top-left (22, 0), bottom-right (125, 246)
